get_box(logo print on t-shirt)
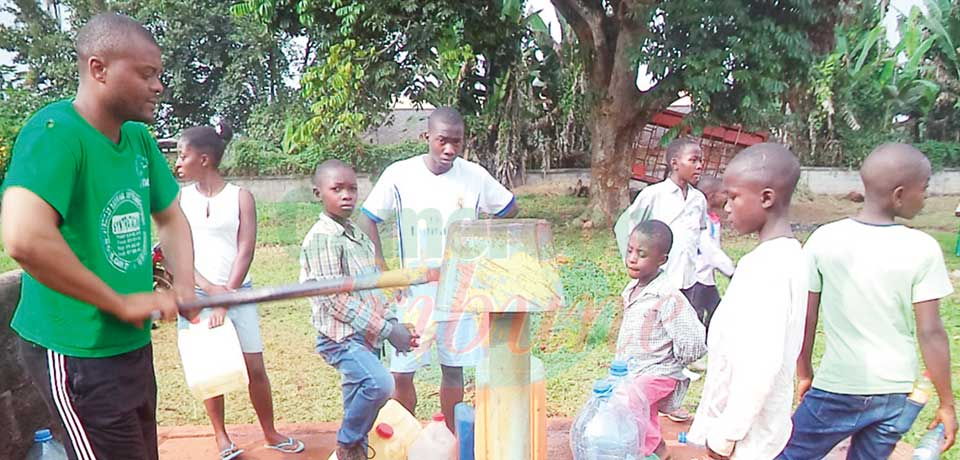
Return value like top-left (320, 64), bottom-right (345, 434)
top-left (100, 189), bottom-right (147, 273)
top-left (135, 155), bottom-right (150, 188)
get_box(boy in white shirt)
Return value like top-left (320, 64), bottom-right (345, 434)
top-left (358, 107), bottom-right (518, 431)
top-left (689, 176), bottom-right (735, 333)
top-left (615, 138), bottom-right (708, 300)
top-left (779, 144), bottom-right (957, 459)
top-left (688, 143), bottom-right (807, 460)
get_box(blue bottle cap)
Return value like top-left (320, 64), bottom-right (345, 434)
top-left (34, 429), bottom-right (52, 443)
top-left (592, 380), bottom-right (613, 395)
top-left (678, 431), bottom-right (687, 444)
top-left (609, 360), bottom-right (629, 377)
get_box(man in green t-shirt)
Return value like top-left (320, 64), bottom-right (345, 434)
top-left (1, 13), bottom-right (196, 460)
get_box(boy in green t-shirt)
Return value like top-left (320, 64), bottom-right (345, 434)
top-left (779, 144), bottom-right (957, 459)
top-left (1, 13), bottom-right (196, 460)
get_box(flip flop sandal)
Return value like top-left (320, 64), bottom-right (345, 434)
top-left (264, 437), bottom-right (305, 454)
top-left (218, 443), bottom-right (243, 460)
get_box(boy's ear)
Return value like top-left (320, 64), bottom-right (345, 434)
top-left (892, 185), bottom-right (905, 209)
top-left (659, 253), bottom-right (669, 266)
top-left (760, 187), bottom-right (776, 209)
top-left (312, 186), bottom-right (321, 200)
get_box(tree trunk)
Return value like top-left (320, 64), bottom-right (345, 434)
top-left (583, 102), bottom-right (650, 227)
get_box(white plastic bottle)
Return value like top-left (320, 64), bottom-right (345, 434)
top-left (407, 413), bottom-right (457, 460)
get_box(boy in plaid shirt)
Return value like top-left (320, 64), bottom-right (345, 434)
top-left (300, 160), bottom-right (415, 460)
top-left (616, 220), bottom-right (707, 460)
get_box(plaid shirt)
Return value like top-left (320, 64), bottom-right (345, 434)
top-left (615, 270), bottom-right (707, 411)
top-left (299, 213), bottom-right (396, 348)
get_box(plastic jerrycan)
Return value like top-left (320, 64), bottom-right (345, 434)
top-left (177, 316), bottom-right (249, 400)
top-left (475, 356), bottom-right (546, 460)
top-left (369, 399), bottom-right (422, 459)
top-left (407, 414), bottom-right (457, 460)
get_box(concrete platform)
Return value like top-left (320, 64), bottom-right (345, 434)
top-left (158, 418), bottom-right (912, 459)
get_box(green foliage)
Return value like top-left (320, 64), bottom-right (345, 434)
top-left (915, 141), bottom-right (960, 170)
top-left (0, 0), bottom-right (296, 138)
top-left (0, 88), bottom-right (55, 183)
top-left (221, 139), bottom-right (426, 178)
top-left (0, 0), bottom-right (75, 96)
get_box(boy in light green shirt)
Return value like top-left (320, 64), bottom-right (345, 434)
top-left (779, 144), bottom-right (957, 459)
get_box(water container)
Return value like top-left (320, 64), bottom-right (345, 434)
top-left (24, 429), bottom-right (67, 460)
top-left (475, 356), bottom-right (547, 460)
top-left (454, 403), bottom-right (475, 460)
top-left (608, 360), bottom-right (649, 451)
top-left (913, 423), bottom-right (946, 460)
top-left (570, 380), bottom-right (640, 460)
top-left (407, 413), bottom-right (457, 460)
top-left (178, 316), bottom-right (249, 400)
top-left (369, 399), bottom-right (422, 459)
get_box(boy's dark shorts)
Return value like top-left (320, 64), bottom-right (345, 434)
top-left (18, 337), bottom-right (159, 460)
top-left (682, 282), bottom-right (721, 329)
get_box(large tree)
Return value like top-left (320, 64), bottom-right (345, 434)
top-left (550, 0), bottom-right (840, 224)
top-left (0, 0), bottom-right (294, 136)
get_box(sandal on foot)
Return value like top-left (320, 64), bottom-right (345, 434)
top-left (218, 443), bottom-right (243, 460)
top-left (264, 437), bottom-right (305, 454)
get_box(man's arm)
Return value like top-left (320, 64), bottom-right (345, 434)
top-left (796, 291), bottom-right (821, 401)
top-left (358, 213), bottom-right (387, 269)
top-left (2, 186), bottom-right (177, 324)
top-left (915, 299), bottom-right (957, 452)
top-left (153, 195), bottom-right (197, 317)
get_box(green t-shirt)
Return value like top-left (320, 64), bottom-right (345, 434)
top-left (4, 100), bottom-right (180, 358)
top-left (806, 218), bottom-right (954, 394)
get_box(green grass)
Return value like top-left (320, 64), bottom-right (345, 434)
top-left (6, 193), bottom-right (960, 455)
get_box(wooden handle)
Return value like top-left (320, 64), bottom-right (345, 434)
top-left (177, 267), bottom-right (439, 311)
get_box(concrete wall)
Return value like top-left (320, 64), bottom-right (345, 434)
top-left (0, 270), bottom-right (60, 460)
top-left (223, 167), bottom-right (960, 203)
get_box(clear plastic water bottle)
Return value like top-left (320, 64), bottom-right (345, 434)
top-left (570, 380), bottom-right (640, 460)
top-left (912, 423), bottom-right (946, 460)
top-left (607, 360), bottom-right (648, 445)
top-left (24, 429), bottom-right (68, 460)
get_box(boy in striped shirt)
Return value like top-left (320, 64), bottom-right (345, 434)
top-left (300, 159), bottom-right (415, 460)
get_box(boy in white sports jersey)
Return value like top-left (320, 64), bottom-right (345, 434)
top-left (358, 107), bottom-right (519, 430)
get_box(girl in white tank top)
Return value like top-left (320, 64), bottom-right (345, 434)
top-left (174, 122), bottom-right (304, 457)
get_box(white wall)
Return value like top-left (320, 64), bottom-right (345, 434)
top-left (223, 167), bottom-right (960, 203)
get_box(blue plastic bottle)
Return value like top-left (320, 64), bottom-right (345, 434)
top-left (24, 429), bottom-right (68, 460)
top-left (454, 403), bottom-right (476, 460)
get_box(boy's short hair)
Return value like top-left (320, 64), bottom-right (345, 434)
top-left (313, 159), bottom-right (355, 186)
top-left (428, 107), bottom-right (464, 131)
top-left (666, 137), bottom-right (700, 166)
top-left (631, 220), bottom-right (673, 256)
top-left (726, 143), bottom-right (800, 202)
top-left (697, 175), bottom-right (722, 196)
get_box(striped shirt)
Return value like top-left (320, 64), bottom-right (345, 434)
top-left (299, 212), bottom-right (396, 348)
top-left (615, 270), bottom-right (707, 411)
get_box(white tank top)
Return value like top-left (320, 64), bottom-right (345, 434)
top-left (179, 183), bottom-right (252, 286)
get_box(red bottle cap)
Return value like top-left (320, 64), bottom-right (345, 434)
top-left (375, 423), bottom-right (394, 439)
top-left (432, 413), bottom-right (445, 422)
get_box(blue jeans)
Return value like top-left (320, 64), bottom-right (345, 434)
top-left (777, 388), bottom-right (923, 460)
top-left (315, 334), bottom-right (395, 447)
